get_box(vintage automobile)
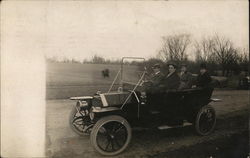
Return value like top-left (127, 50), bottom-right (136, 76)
top-left (69, 57), bottom-right (220, 156)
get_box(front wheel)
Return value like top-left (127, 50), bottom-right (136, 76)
top-left (90, 115), bottom-right (132, 156)
top-left (69, 106), bottom-right (92, 136)
top-left (195, 105), bottom-right (216, 136)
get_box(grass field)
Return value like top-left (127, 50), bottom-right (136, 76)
top-left (46, 62), bottom-right (140, 99)
top-left (46, 62), bottom-right (237, 99)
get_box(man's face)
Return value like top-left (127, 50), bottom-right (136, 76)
top-left (181, 66), bottom-right (187, 72)
top-left (168, 65), bottom-right (176, 73)
top-left (153, 68), bottom-right (160, 73)
top-left (200, 68), bottom-right (206, 74)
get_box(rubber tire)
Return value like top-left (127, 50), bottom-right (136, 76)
top-left (195, 105), bottom-right (216, 136)
top-left (69, 106), bottom-right (89, 136)
top-left (90, 115), bottom-right (132, 156)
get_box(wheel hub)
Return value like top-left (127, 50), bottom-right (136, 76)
top-left (110, 134), bottom-right (115, 139)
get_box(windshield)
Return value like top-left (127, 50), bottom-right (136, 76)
top-left (121, 57), bottom-right (145, 86)
top-left (121, 64), bottom-right (144, 85)
top-left (107, 57), bottom-right (145, 92)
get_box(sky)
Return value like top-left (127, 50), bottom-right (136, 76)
top-left (3, 1), bottom-right (250, 61)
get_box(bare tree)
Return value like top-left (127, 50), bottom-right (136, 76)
top-left (212, 34), bottom-right (239, 76)
top-left (92, 54), bottom-right (105, 64)
top-left (194, 37), bottom-right (216, 63)
top-left (194, 34), bottom-right (245, 76)
top-left (225, 48), bottom-right (240, 75)
top-left (238, 48), bottom-right (249, 72)
top-left (159, 34), bottom-right (191, 63)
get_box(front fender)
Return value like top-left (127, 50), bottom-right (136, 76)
top-left (92, 106), bottom-right (121, 113)
top-left (70, 96), bottom-right (93, 100)
top-left (91, 107), bottom-right (125, 121)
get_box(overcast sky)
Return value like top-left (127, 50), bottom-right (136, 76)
top-left (3, 1), bottom-right (249, 61)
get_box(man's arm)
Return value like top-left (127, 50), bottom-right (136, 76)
top-left (186, 72), bottom-right (194, 88)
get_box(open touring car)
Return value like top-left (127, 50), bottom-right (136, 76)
top-left (69, 57), bottom-right (220, 156)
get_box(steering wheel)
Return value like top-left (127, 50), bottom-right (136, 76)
top-left (140, 79), bottom-right (152, 87)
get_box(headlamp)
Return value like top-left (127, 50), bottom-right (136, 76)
top-left (89, 111), bottom-right (95, 120)
top-left (76, 100), bottom-right (88, 108)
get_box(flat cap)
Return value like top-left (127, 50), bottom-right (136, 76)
top-left (167, 61), bottom-right (177, 68)
top-left (152, 63), bottom-right (161, 69)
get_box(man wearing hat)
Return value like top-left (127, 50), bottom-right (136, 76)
top-left (144, 64), bottom-right (164, 89)
top-left (179, 64), bottom-right (193, 89)
top-left (196, 63), bottom-right (212, 87)
top-left (162, 62), bottom-right (180, 90)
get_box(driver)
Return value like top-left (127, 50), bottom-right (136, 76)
top-left (143, 64), bottom-right (164, 93)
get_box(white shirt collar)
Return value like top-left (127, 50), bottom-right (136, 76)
top-left (155, 71), bottom-right (160, 75)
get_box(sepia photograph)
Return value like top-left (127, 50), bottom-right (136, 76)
top-left (1, 1), bottom-right (249, 158)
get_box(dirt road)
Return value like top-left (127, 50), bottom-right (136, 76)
top-left (46, 90), bottom-right (249, 158)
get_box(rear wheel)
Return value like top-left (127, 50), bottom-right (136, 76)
top-left (90, 115), bottom-right (132, 156)
top-left (195, 105), bottom-right (216, 136)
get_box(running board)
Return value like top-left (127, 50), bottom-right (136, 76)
top-left (158, 121), bottom-right (192, 130)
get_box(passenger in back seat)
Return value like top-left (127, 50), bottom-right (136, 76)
top-left (161, 62), bottom-right (180, 90)
top-left (196, 63), bottom-right (212, 88)
top-left (179, 64), bottom-right (193, 89)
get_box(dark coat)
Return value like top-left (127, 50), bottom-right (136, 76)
top-left (162, 71), bottom-right (180, 90)
top-left (144, 72), bottom-right (164, 93)
top-left (150, 72), bottom-right (164, 87)
top-left (179, 71), bottom-right (193, 89)
top-left (196, 71), bottom-right (212, 88)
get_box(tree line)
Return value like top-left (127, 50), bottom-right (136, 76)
top-left (157, 34), bottom-right (249, 76)
top-left (46, 55), bottom-right (122, 65)
top-left (46, 33), bottom-right (249, 77)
